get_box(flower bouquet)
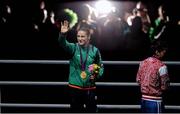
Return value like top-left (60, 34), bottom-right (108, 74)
top-left (88, 64), bottom-right (100, 75)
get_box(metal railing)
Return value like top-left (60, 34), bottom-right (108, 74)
top-left (0, 81), bottom-right (180, 87)
top-left (0, 81), bottom-right (180, 111)
top-left (1, 59), bottom-right (180, 65)
top-left (0, 103), bottom-right (180, 110)
top-left (0, 59), bottom-right (180, 111)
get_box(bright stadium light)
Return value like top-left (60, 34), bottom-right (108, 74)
top-left (95, 0), bottom-right (114, 15)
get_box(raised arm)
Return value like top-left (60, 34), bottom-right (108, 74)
top-left (58, 20), bottom-right (76, 55)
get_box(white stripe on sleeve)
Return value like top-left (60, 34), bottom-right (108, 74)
top-left (159, 65), bottom-right (168, 76)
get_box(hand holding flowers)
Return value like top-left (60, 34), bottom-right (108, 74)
top-left (88, 64), bottom-right (100, 80)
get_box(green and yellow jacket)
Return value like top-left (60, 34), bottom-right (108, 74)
top-left (58, 33), bottom-right (104, 89)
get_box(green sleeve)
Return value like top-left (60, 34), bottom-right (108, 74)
top-left (58, 33), bottom-right (76, 55)
top-left (148, 19), bottom-right (161, 43)
top-left (149, 27), bottom-right (155, 42)
top-left (96, 49), bottom-right (104, 79)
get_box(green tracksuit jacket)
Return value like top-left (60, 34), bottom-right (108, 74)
top-left (58, 33), bottom-right (104, 88)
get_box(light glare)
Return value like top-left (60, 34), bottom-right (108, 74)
top-left (95, 0), bottom-right (113, 15)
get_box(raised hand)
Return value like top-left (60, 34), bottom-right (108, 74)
top-left (61, 20), bottom-right (69, 33)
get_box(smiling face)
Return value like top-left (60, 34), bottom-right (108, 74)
top-left (77, 30), bottom-right (90, 46)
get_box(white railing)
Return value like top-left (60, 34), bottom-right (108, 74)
top-left (0, 60), bottom-right (180, 111)
top-left (0, 81), bottom-right (180, 87)
top-left (0, 81), bottom-right (180, 110)
top-left (0, 103), bottom-right (180, 110)
top-left (0, 60), bottom-right (180, 65)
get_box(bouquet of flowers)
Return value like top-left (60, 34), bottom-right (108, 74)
top-left (88, 64), bottom-right (100, 75)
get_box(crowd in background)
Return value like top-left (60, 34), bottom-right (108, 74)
top-left (0, 0), bottom-right (180, 60)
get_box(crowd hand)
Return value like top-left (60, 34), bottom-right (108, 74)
top-left (61, 20), bottom-right (69, 33)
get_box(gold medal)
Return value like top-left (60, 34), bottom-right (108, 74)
top-left (80, 71), bottom-right (87, 79)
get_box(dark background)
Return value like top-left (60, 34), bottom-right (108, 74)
top-left (0, 0), bottom-right (179, 60)
top-left (0, 0), bottom-right (180, 113)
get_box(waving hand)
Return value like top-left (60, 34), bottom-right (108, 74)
top-left (61, 20), bottom-right (69, 33)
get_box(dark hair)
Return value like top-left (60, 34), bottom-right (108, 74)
top-left (78, 27), bottom-right (91, 37)
top-left (151, 41), bottom-right (168, 54)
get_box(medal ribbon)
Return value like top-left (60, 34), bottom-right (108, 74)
top-left (79, 45), bottom-right (89, 71)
